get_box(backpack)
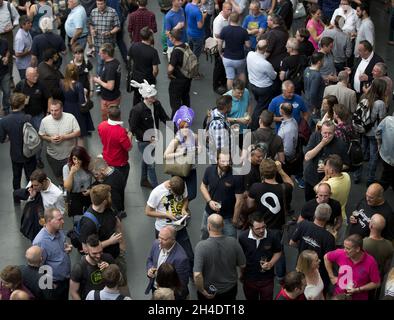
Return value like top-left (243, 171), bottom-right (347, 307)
top-left (174, 45), bottom-right (199, 79)
top-left (337, 126), bottom-right (363, 170)
top-left (93, 290), bottom-right (126, 300)
top-left (23, 121), bottom-right (41, 158)
top-left (352, 98), bottom-right (376, 134)
top-left (67, 211), bottom-right (100, 251)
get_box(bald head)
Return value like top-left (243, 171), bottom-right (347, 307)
top-left (161, 225), bottom-right (176, 240)
top-left (208, 214), bottom-right (224, 232)
top-left (256, 39), bottom-right (268, 53)
top-left (370, 214), bottom-right (386, 232)
top-left (25, 246), bottom-right (42, 266)
top-left (10, 290), bottom-right (30, 300)
top-left (366, 183), bottom-right (384, 206)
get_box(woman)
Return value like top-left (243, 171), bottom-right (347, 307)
top-left (63, 146), bottom-right (93, 218)
top-left (60, 63), bottom-right (89, 146)
top-left (333, 103), bottom-right (353, 144)
top-left (156, 263), bottom-right (184, 300)
top-left (296, 250), bottom-right (324, 300)
top-left (320, 95), bottom-right (338, 123)
top-left (306, 4), bottom-right (325, 51)
top-left (354, 78), bottom-right (387, 185)
top-left (296, 27), bottom-right (315, 58)
top-left (164, 106), bottom-right (199, 201)
top-left (0, 265), bottom-right (34, 300)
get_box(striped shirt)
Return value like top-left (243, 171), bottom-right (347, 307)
top-left (89, 6), bottom-right (120, 48)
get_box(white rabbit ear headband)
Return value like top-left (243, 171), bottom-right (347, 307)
top-left (130, 79), bottom-right (157, 98)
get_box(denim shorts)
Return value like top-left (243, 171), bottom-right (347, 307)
top-left (222, 57), bottom-right (246, 80)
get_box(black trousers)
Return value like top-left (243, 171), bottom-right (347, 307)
top-left (213, 53), bottom-right (226, 91)
top-left (114, 162), bottom-right (130, 189)
top-left (12, 157), bottom-right (37, 191)
top-left (250, 83), bottom-right (274, 131)
top-left (47, 278), bottom-right (70, 300)
top-left (169, 78), bottom-right (192, 118)
top-left (197, 284), bottom-right (237, 300)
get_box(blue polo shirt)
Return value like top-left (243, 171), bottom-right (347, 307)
top-left (165, 8), bottom-right (187, 47)
top-left (33, 228), bottom-right (71, 281)
top-left (242, 14), bottom-right (267, 49)
top-left (185, 3), bottom-right (204, 39)
top-left (225, 89), bottom-right (250, 134)
top-left (268, 94), bottom-right (308, 132)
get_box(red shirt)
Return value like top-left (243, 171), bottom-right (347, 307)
top-left (128, 8), bottom-right (157, 43)
top-left (275, 288), bottom-right (305, 300)
top-left (98, 121), bottom-right (132, 167)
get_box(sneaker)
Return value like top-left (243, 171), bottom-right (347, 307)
top-left (95, 85), bottom-right (101, 94)
top-left (37, 159), bottom-right (44, 169)
top-left (87, 47), bottom-right (95, 57)
top-left (140, 179), bottom-right (153, 189)
top-left (162, 48), bottom-right (168, 55)
top-left (295, 177), bottom-right (305, 189)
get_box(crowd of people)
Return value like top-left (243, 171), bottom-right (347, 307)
top-left (0, 0), bottom-right (394, 301)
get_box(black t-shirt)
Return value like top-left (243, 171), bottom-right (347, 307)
top-left (15, 80), bottom-right (51, 116)
top-left (70, 253), bottom-right (115, 299)
top-left (291, 220), bottom-right (336, 260)
top-left (260, 26), bottom-right (289, 71)
top-left (249, 182), bottom-right (293, 230)
top-left (244, 164), bottom-right (261, 191)
top-left (0, 39), bottom-right (9, 77)
top-left (128, 42), bottom-right (160, 84)
top-left (238, 228), bottom-right (282, 280)
top-left (79, 206), bottom-right (120, 259)
top-left (202, 165), bottom-right (245, 219)
top-left (280, 54), bottom-right (308, 92)
top-left (220, 25), bottom-right (249, 60)
top-left (37, 61), bottom-right (64, 101)
top-left (348, 198), bottom-right (394, 240)
top-left (101, 59), bottom-right (121, 101)
top-left (298, 39), bottom-right (315, 58)
top-left (301, 198), bottom-right (342, 226)
top-left (304, 133), bottom-right (349, 186)
top-left (20, 265), bottom-right (50, 300)
top-left (169, 43), bottom-right (187, 80)
top-left (251, 128), bottom-right (284, 159)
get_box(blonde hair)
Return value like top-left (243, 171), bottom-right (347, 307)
top-left (63, 63), bottom-right (79, 92)
top-left (296, 250), bottom-right (318, 274)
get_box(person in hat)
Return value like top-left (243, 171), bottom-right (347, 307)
top-left (129, 80), bottom-right (170, 189)
top-left (164, 105), bottom-right (201, 201)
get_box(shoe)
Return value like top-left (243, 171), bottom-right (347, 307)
top-left (162, 48), bottom-right (168, 55)
top-left (140, 179), bottom-right (153, 189)
top-left (87, 47), bottom-right (95, 57)
top-left (37, 159), bottom-right (44, 169)
top-left (95, 85), bottom-right (101, 94)
top-left (295, 177), bottom-right (305, 189)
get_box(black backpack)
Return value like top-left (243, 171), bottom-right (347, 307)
top-left (337, 126), bottom-right (363, 171)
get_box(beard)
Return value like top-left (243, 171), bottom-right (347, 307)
top-left (218, 164), bottom-right (231, 173)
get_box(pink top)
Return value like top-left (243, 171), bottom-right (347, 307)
top-left (326, 249), bottom-right (381, 300)
top-left (306, 18), bottom-right (324, 51)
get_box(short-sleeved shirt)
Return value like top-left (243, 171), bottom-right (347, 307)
top-left (325, 173), bottom-right (351, 219)
top-left (128, 42), bottom-right (160, 84)
top-left (301, 198), bottom-right (342, 226)
top-left (100, 59), bottom-right (121, 101)
top-left (14, 28), bottom-right (32, 69)
top-left (14, 80), bottom-right (51, 116)
top-left (248, 182), bottom-right (293, 230)
top-left (169, 43), bottom-right (187, 79)
top-left (89, 7), bottom-right (120, 48)
top-left (70, 253), bottom-right (115, 299)
top-left (219, 25), bottom-right (249, 60)
top-left (225, 89), bottom-right (250, 133)
top-left (165, 8), bottom-right (187, 47)
top-left (146, 182), bottom-right (188, 231)
top-left (242, 14), bottom-right (267, 49)
top-left (62, 165), bottom-right (93, 193)
top-left (31, 32), bottom-right (66, 65)
top-left (38, 112), bottom-right (81, 160)
top-left (268, 94), bottom-right (308, 132)
top-left (250, 127), bottom-right (284, 159)
top-left (202, 165), bottom-right (245, 219)
top-left (193, 236), bottom-right (246, 294)
top-left (326, 249), bottom-right (380, 300)
top-left (244, 164), bottom-right (261, 191)
top-left (363, 237), bottom-right (394, 277)
top-left (65, 4), bottom-right (88, 38)
top-left (185, 3), bottom-right (203, 39)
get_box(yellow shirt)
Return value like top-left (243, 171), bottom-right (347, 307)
top-left (326, 172), bottom-right (351, 219)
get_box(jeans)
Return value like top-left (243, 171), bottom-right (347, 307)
top-left (188, 36), bottom-right (204, 58)
top-left (12, 158), bottom-right (37, 191)
top-left (354, 135), bottom-right (379, 184)
top-left (184, 169), bottom-right (197, 201)
top-left (30, 113), bottom-right (45, 161)
top-left (0, 73), bottom-right (11, 114)
top-left (200, 211), bottom-right (237, 240)
top-left (116, 23), bottom-right (128, 63)
top-left (168, 78), bottom-right (192, 118)
top-left (250, 83), bottom-right (273, 131)
top-left (75, 36), bottom-right (87, 50)
top-left (161, 15), bottom-right (168, 51)
top-left (95, 50), bottom-right (105, 76)
top-left (137, 141), bottom-right (158, 187)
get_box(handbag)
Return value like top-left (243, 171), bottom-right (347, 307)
top-left (164, 152), bottom-right (194, 177)
top-left (80, 99), bottom-right (94, 113)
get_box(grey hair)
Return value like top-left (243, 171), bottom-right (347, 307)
top-left (375, 62), bottom-right (387, 76)
top-left (338, 70), bottom-right (349, 83)
top-left (39, 17), bottom-right (53, 33)
top-left (282, 80), bottom-right (294, 91)
top-left (314, 203), bottom-right (332, 222)
top-left (89, 157), bottom-right (108, 172)
top-left (286, 37), bottom-right (299, 51)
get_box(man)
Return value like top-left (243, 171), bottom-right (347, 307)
top-left (242, 1), bottom-right (267, 50)
top-left (330, 0), bottom-right (357, 34)
top-left (93, 43), bottom-right (121, 121)
top-left (14, 15), bottom-right (32, 80)
top-left (239, 212), bottom-right (282, 300)
top-left (323, 70), bottom-right (357, 113)
top-left (167, 28), bottom-right (193, 117)
top-left (275, 271), bottom-right (306, 300)
top-left (32, 208), bottom-right (72, 300)
top-left (200, 150), bottom-right (244, 239)
top-left (268, 80), bottom-right (309, 133)
top-left (290, 203), bottom-right (336, 289)
top-left (37, 48), bottom-right (64, 101)
top-left (128, 27), bottom-right (160, 106)
top-left (145, 176), bottom-right (193, 269)
top-left (303, 52), bottom-right (325, 117)
top-left (0, 36), bottom-right (11, 115)
top-left (194, 214), bottom-right (246, 300)
top-left (145, 226), bottom-right (190, 299)
top-left (65, 0), bottom-right (89, 49)
top-left (376, 114), bottom-right (394, 191)
top-left (38, 100), bottom-right (81, 183)
top-left (367, 62), bottom-right (393, 106)
top-left (277, 103), bottom-right (298, 166)
top-left (315, 154), bottom-right (351, 244)
top-left (246, 39), bottom-right (277, 131)
top-left (69, 234), bottom-right (115, 300)
top-left (349, 183), bottom-right (394, 242)
top-left (279, 37), bottom-right (308, 95)
top-left (0, 93), bottom-right (36, 193)
top-left (354, 2), bottom-right (374, 58)
top-left (165, 0), bottom-right (187, 59)
top-left (31, 17), bottom-right (66, 68)
top-left (89, 0), bottom-right (120, 79)
top-left (246, 110), bottom-right (285, 163)
top-left (303, 120), bottom-right (349, 201)
top-left (15, 67), bottom-right (52, 169)
top-left (318, 37), bottom-right (338, 85)
top-left (106, 0), bottom-right (128, 65)
top-left (128, 0), bottom-right (157, 43)
top-left (129, 80), bottom-right (169, 188)
top-left (244, 144), bottom-right (265, 192)
top-left (98, 106), bottom-right (132, 185)
top-left (298, 183), bottom-right (342, 234)
top-left (324, 234), bottom-right (381, 300)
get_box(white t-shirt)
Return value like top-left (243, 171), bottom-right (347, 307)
top-left (213, 13), bottom-right (228, 39)
top-left (146, 182), bottom-right (188, 231)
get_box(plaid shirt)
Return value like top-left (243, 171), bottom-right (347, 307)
top-left (208, 108), bottom-right (234, 162)
top-left (89, 7), bottom-right (120, 48)
top-left (335, 122), bottom-right (353, 144)
top-left (128, 8), bottom-right (157, 43)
